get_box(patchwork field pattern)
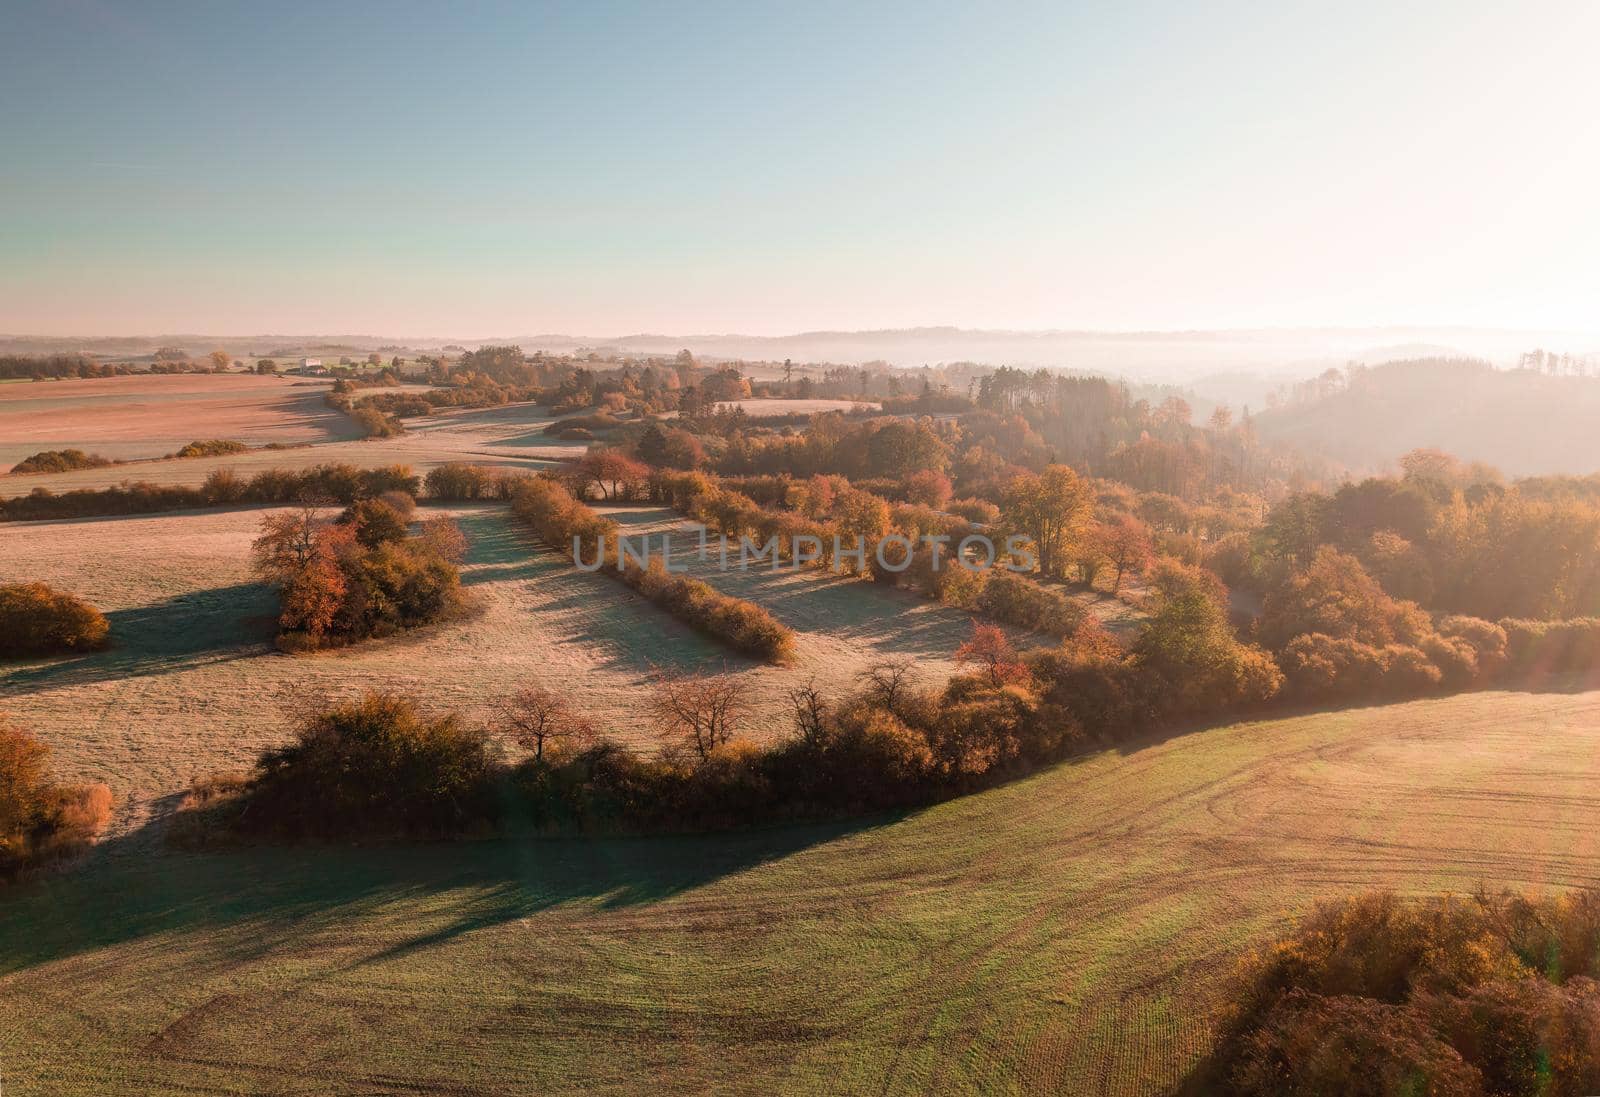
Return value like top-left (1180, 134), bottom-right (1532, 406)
top-left (0, 397), bottom-right (588, 495)
top-left (0, 502), bottom-right (1016, 838)
top-left (0, 374), bottom-right (361, 470)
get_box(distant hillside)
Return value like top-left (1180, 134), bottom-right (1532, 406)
top-left (6, 326), bottom-right (1586, 382)
top-left (1255, 358), bottom-right (1600, 476)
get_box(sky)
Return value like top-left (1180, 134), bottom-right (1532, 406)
top-left (3, 0), bottom-right (1599, 338)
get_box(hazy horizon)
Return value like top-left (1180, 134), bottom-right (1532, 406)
top-left (6, 1), bottom-right (1600, 337)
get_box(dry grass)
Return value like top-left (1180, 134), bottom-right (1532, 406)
top-left (0, 503), bottom-right (1003, 838)
top-left (0, 373), bottom-right (359, 470)
top-left (4, 687), bottom-right (1600, 1092)
top-left (0, 399), bottom-right (590, 497)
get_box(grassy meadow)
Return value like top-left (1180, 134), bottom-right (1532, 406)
top-left (6, 687), bottom-right (1600, 1093)
top-left (0, 501), bottom-right (1031, 840)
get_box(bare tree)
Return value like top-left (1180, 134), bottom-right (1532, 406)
top-left (649, 670), bottom-right (749, 760)
top-left (786, 679), bottom-right (830, 748)
top-left (490, 686), bottom-right (595, 763)
top-left (856, 656), bottom-right (917, 714)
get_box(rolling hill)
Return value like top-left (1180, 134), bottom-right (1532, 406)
top-left (1254, 358), bottom-right (1600, 476)
top-left (7, 685), bottom-right (1600, 1094)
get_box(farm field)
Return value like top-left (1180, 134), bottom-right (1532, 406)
top-left (0, 373), bottom-right (358, 470)
top-left (710, 397), bottom-right (878, 416)
top-left (0, 502), bottom-right (1016, 838)
top-left (0, 399), bottom-right (589, 497)
top-left (5, 686), bottom-right (1600, 1093)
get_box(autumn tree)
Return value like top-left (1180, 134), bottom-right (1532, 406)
top-left (208, 349), bottom-right (231, 372)
top-left (650, 671), bottom-right (749, 760)
top-left (251, 498), bottom-right (335, 582)
top-left (417, 515), bottom-right (469, 563)
top-left (1099, 515), bottom-right (1153, 592)
top-left (339, 497), bottom-right (410, 548)
top-left (491, 686), bottom-right (595, 763)
top-left (905, 468), bottom-right (954, 509)
top-left (1001, 463), bottom-right (1093, 578)
top-left (1258, 546), bottom-right (1430, 651)
top-left (955, 623), bottom-right (1029, 688)
top-left (569, 449), bottom-right (650, 501)
top-left (1132, 565), bottom-right (1282, 714)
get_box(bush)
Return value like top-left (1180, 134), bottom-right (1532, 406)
top-left (338, 496), bottom-right (411, 547)
top-left (1277, 634), bottom-right (1443, 701)
top-left (0, 583), bottom-right (110, 658)
top-left (0, 462), bottom-right (421, 521)
top-left (10, 449), bottom-right (115, 474)
top-left (255, 507), bottom-right (463, 651)
top-left (351, 406), bottom-right (403, 438)
top-left (424, 462), bottom-right (526, 501)
top-left (947, 497), bottom-right (1000, 524)
top-left (623, 562), bottom-right (795, 663)
top-left (510, 477), bottom-right (796, 662)
top-left (1, 720), bottom-right (111, 880)
top-left (1133, 570), bottom-right (1283, 717)
top-left (1193, 889), bottom-right (1600, 1096)
top-left (217, 692), bottom-right (500, 842)
top-left (976, 570), bottom-right (1087, 635)
top-left (1501, 617), bottom-right (1600, 677)
top-left (175, 439), bottom-right (249, 458)
top-left (1229, 990), bottom-right (1482, 1096)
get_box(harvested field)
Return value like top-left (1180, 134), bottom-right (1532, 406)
top-left (6, 686), bottom-right (1600, 1093)
top-left (714, 397), bottom-right (878, 416)
top-left (0, 503), bottom-right (1010, 836)
top-left (0, 400), bottom-right (589, 498)
top-left (0, 374), bottom-right (358, 470)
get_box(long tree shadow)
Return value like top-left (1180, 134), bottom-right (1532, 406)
top-left (0, 810), bottom-right (907, 978)
top-left (0, 581), bottom-right (276, 692)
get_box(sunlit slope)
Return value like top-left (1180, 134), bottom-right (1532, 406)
top-left (5, 687), bottom-right (1600, 1094)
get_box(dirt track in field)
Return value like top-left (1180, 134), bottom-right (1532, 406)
top-left (5, 685), bottom-right (1600, 1094)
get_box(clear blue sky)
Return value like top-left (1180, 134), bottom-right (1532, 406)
top-left (3, 1), bottom-right (1597, 337)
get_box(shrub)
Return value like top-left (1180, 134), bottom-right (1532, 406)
top-left (1229, 990), bottom-right (1482, 1096)
top-left (338, 496), bottom-right (411, 547)
top-left (423, 462), bottom-right (526, 501)
top-left (254, 506), bottom-right (463, 650)
top-left (1500, 617), bottom-right (1600, 677)
top-left (1, 720), bottom-right (112, 880)
top-left (223, 692), bottom-right (499, 841)
top-left (1133, 571), bottom-right (1282, 717)
top-left (976, 570), bottom-right (1087, 635)
top-left (947, 497), bottom-right (1000, 524)
top-left (175, 439), bottom-right (249, 458)
top-left (10, 449), bottom-right (115, 474)
top-left (1277, 634), bottom-right (1443, 701)
top-left (623, 563), bottom-right (795, 662)
top-left (351, 406), bottom-right (403, 438)
top-left (1193, 889), bottom-right (1600, 1097)
top-left (0, 462), bottom-right (421, 521)
top-left (1026, 624), bottom-right (1153, 739)
top-left (0, 583), bottom-right (110, 658)
top-left (510, 477), bottom-right (795, 662)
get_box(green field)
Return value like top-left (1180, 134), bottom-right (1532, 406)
top-left (6, 685), bottom-right (1600, 1094)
